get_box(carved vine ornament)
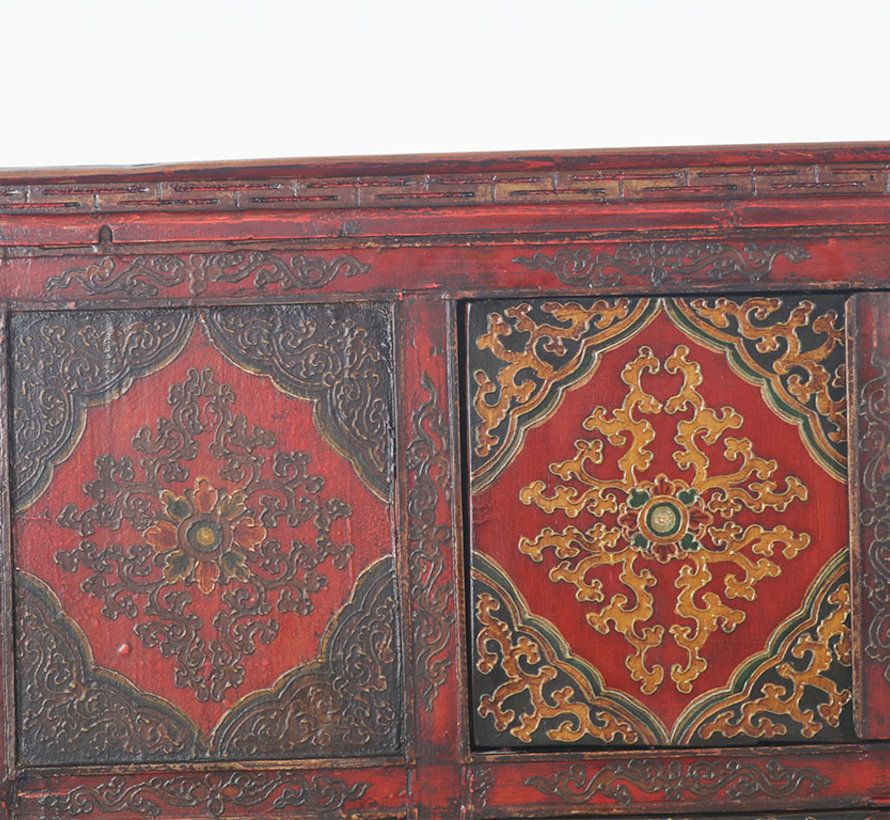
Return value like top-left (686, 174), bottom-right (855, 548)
top-left (12, 304), bottom-right (401, 765)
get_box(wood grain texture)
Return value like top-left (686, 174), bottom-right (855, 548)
top-left (1, 144), bottom-right (889, 818)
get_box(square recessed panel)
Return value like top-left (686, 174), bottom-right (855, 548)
top-left (12, 304), bottom-right (400, 766)
top-left (467, 295), bottom-right (853, 748)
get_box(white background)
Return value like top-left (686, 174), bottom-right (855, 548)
top-left (3, 0), bottom-right (888, 170)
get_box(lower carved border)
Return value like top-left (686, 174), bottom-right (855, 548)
top-left (525, 759), bottom-right (830, 806)
top-left (37, 772), bottom-right (370, 818)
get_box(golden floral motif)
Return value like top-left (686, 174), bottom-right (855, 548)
top-left (674, 297), bottom-right (846, 478)
top-left (475, 592), bottom-right (640, 744)
top-left (145, 477), bottom-right (266, 595)
top-left (699, 583), bottom-right (851, 740)
top-left (519, 344), bottom-right (810, 695)
top-left (471, 299), bottom-right (651, 490)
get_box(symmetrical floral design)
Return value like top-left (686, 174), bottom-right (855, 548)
top-left (617, 475), bottom-right (713, 562)
top-left (55, 367), bottom-right (356, 703)
top-left (519, 344), bottom-right (811, 695)
top-left (147, 478), bottom-right (266, 595)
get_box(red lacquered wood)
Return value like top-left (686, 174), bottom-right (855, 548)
top-left (850, 293), bottom-right (890, 739)
top-left (1, 144), bottom-right (889, 819)
top-left (398, 297), bottom-right (463, 817)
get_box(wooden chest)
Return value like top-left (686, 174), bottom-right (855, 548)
top-left (1, 145), bottom-right (889, 818)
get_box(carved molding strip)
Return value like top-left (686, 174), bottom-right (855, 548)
top-left (526, 759), bottom-right (830, 806)
top-left (203, 304), bottom-right (393, 501)
top-left (16, 572), bottom-right (201, 766)
top-left (858, 349), bottom-right (890, 678)
top-left (514, 242), bottom-right (810, 288)
top-left (10, 310), bottom-right (195, 511)
top-left (37, 772), bottom-right (370, 818)
top-left (45, 252), bottom-right (370, 298)
top-left (406, 373), bottom-right (454, 711)
top-left (4, 161), bottom-right (888, 215)
top-left (212, 556), bottom-right (402, 758)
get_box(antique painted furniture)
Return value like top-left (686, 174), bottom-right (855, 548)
top-left (0, 144), bottom-right (889, 818)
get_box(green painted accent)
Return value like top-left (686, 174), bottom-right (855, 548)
top-left (167, 498), bottom-right (191, 520)
top-left (629, 488), bottom-right (650, 508)
top-left (471, 551), bottom-right (668, 744)
top-left (664, 299), bottom-right (845, 482)
top-left (678, 488), bottom-right (696, 504)
top-left (680, 533), bottom-right (699, 551)
top-left (633, 534), bottom-right (649, 549)
top-left (646, 501), bottom-right (681, 537)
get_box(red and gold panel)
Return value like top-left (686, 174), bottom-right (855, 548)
top-left (467, 295), bottom-right (853, 748)
top-left (10, 304), bottom-right (400, 766)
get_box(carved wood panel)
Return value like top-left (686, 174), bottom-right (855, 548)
top-left (4, 146), bottom-right (890, 817)
top-left (10, 304), bottom-right (401, 767)
top-left (467, 295), bottom-right (853, 750)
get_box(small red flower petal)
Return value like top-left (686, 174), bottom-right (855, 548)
top-left (195, 560), bottom-right (220, 595)
top-left (193, 477), bottom-right (218, 514)
top-left (233, 518), bottom-right (266, 551)
top-left (145, 520), bottom-right (178, 551)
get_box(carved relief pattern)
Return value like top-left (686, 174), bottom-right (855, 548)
top-left (54, 367), bottom-right (355, 704)
top-left (470, 298), bottom-right (655, 490)
top-left (45, 252), bottom-right (371, 297)
top-left (13, 303), bottom-right (401, 764)
top-left (514, 241), bottom-right (810, 288)
top-left (470, 294), bottom-right (851, 747)
top-left (697, 575), bottom-right (852, 742)
top-left (470, 297), bottom-right (846, 490)
top-left (519, 344), bottom-right (811, 695)
top-left (38, 772), bottom-right (370, 818)
top-left (203, 305), bottom-right (392, 500)
top-left (858, 349), bottom-right (890, 678)
top-left (211, 557), bottom-right (401, 757)
top-left (673, 297), bottom-right (846, 479)
top-left (525, 759), bottom-right (830, 805)
top-left (472, 555), bottom-right (662, 747)
top-left (5, 161), bottom-right (886, 218)
top-left (16, 572), bottom-right (200, 766)
top-left (18, 557), bottom-right (400, 765)
top-left (473, 552), bottom-right (852, 747)
top-left (10, 310), bottom-right (195, 510)
top-left (406, 373), bottom-right (454, 712)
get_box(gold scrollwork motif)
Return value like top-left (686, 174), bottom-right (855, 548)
top-left (471, 555), bottom-right (662, 746)
top-left (672, 297), bottom-right (846, 480)
top-left (519, 344), bottom-right (810, 695)
top-left (698, 580), bottom-right (851, 741)
top-left (476, 593), bottom-right (637, 744)
top-left (470, 299), bottom-right (657, 490)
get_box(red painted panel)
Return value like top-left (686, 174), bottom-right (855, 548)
top-left (468, 296), bottom-right (852, 748)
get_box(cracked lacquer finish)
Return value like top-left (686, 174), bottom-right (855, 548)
top-left (468, 295), bottom-right (852, 748)
top-left (11, 303), bottom-right (401, 766)
top-left (5, 145), bottom-right (890, 818)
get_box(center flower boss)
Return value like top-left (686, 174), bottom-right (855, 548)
top-left (146, 478), bottom-right (266, 595)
